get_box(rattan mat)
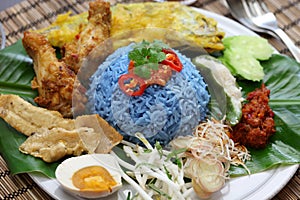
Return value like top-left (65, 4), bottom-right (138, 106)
top-left (0, 0), bottom-right (299, 199)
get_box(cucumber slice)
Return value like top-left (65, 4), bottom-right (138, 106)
top-left (223, 36), bottom-right (273, 60)
top-left (193, 55), bottom-right (243, 125)
top-left (220, 35), bottom-right (273, 81)
top-left (225, 48), bottom-right (265, 81)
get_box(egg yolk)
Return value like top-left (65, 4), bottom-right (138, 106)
top-left (72, 166), bottom-right (117, 192)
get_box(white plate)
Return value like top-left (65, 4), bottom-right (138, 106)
top-left (29, 8), bottom-right (299, 200)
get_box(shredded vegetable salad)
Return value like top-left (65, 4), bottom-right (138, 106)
top-left (111, 119), bottom-right (251, 199)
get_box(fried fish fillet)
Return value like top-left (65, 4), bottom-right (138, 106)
top-left (22, 31), bottom-right (75, 117)
top-left (19, 127), bottom-right (93, 163)
top-left (62, 0), bottom-right (111, 73)
top-left (0, 93), bottom-right (74, 136)
top-left (0, 94), bottom-right (123, 162)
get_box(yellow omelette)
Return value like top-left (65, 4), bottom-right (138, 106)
top-left (36, 2), bottom-right (225, 52)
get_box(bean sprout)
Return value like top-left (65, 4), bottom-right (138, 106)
top-left (113, 133), bottom-right (192, 200)
top-left (112, 119), bottom-right (251, 199)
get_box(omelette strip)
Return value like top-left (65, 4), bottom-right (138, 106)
top-left (111, 2), bottom-right (225, 52)
top-left (0, 94), bottom-right (123, 162)
top-left (36, 2), bottom-right (224, 53)
top-left (62, 0), bottom-right (111, 73)
top-left (22, 31), bottom-right (75, 117)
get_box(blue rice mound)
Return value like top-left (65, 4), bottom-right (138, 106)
top-left (87, 44), bottom-right (210, 146)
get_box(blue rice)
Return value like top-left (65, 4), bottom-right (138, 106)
top-left (87, 44), bottom-right (210, 146)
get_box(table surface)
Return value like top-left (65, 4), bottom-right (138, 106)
top-left (0, 0), bottom-right (299, 199)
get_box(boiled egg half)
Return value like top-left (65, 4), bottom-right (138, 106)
top-left (55, 154), bottom-right (122, 199)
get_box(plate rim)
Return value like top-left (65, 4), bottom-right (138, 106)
top-left (0, 22), bottom-right (6, 49)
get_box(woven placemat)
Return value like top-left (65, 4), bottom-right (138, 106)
top-left (0, 0), bottom-right (299, 199)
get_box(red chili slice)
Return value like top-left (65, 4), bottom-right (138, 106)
top-left (128, 60), bottom-right (135, 73)
top-left (161, 49), bottom-right (183, 72)
top-left (118, 73), bottom-right (147, 96)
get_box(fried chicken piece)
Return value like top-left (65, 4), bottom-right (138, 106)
top-left (22, 0), bottom-right (111, 117)
top-left (62, 0), bottom-right (111, 74)
top-left (22, 31), bottom-right (75, 117)
top-left (0, 94), bottom-right (123, 162)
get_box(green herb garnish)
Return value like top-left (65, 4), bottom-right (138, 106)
top-left (155, 141), bottom-right (163, 159)
top-left (163, 164), bottom-right (172, 180)
top-left (147, 182), bottom-right (172, 199)
top-left (128, 40), bottom-right (169, 79)
top-left (143, 149), bottom-right (152, 153)
top-left (165, 148), bottom-right (187, 169)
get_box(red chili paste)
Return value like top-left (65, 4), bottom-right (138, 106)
top-left (231, 84), bottom-right (276, 149)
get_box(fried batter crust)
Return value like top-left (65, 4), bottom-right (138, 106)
top-left (0, 94), bottom-right (122, 162)
top-left (62, 0), bottom-right (111, 73)
top-left (75, 114), bottom-right (123, 153)
top-left (19, 127), bottom-right (91, 163)
top-left (0, 94), bottom-right (74, 136)
top-left (22, 31), bottom-right (75, 117)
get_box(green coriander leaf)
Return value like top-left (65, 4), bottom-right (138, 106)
top-left (128, 40), bottom-right (171, 79)
top-left (157, 52), bottom-right (167, 62)
top-left (141, 48), bottom-right (149, 57)
top-left (148, 51), bottom-right (166, 64)
top-left (128, 50), bottom-right (143, 62)
top-left (147, 63), bottom-right (159, 71)
top-left (134, 65), bottom-right (151, 79)
top-left (129, 40), bottom-right (169, 68)
top-left (141, 40), bottom-right (150, 47)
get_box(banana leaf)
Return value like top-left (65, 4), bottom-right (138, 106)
top-left (231, 54), bottom-right (300, 175)
top-left (0, 41), bottom-right (299, 178)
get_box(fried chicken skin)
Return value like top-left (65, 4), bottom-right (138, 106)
top-left (62, 0), bottom-right (111, 73)
top-left (22, 31), bottom-right (75, 117)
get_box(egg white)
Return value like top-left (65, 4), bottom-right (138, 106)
top-left (55, 154), bottom-right (122, 199)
